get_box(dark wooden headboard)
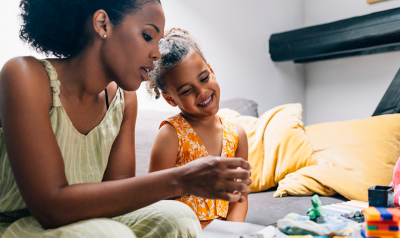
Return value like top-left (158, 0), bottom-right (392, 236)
top-left (269, 7), bottom-right (400, 63)
top-left (373, 67), bottom-right (400, 116)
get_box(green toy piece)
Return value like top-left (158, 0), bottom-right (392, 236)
top-left (307, 194), bottom-right (325, 222)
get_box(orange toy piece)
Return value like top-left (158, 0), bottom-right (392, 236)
top-left (387, 208), bottom-right (400, 222)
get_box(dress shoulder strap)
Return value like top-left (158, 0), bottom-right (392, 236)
top-left (160, 114), bottom-right (189, 160)
top-left (39, 59), bottom-right (61, 107)
top-left (219, 116), bottom-right (239, 157)
top-left (160, 114), bottom-right (188, 135)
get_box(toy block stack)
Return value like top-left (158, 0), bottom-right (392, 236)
top-left (363, 207), bottom-right (400, 238)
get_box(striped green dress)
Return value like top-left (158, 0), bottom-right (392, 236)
top-left (0, 60), bottom-right (201, 238)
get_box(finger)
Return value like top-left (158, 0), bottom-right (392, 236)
top-left (242, 178), bottom-right (252, 186)
top-left (222, 170), bottom-right (251, 180)
top-left (235, 168), bottom-right (242, 182)
top-left (212, 190), bottom-right (240, 202)
top-left (218, 181), bottom-right (251, 194)
top-left (221, 157), bottom-right (252, 170)
top-left (238, 195), bottom-right (246, 203)
top-left (219, 191), bottom-right (243, 202)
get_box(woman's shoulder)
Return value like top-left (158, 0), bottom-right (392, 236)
top-left (1, 56), bottom-right (51, 86)
top-left (0, 56), bottom-right (53, 109)
top-left (2, 56), bottom-right (46, 74)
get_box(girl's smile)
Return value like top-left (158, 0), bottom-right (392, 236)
top-left (197, 93), bottom-right (214, 107)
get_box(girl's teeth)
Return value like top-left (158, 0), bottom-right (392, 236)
top-left (200, 95), bottom-right (212, 106)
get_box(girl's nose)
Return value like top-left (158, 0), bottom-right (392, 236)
top-left (197, 87), bottom-right (208, 98)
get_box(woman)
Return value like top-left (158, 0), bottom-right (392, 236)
top-left (0, 0), bottom-right (251, 237)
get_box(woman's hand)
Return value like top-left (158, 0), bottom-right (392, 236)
top-left (175, 156), bottom-right (252, 202)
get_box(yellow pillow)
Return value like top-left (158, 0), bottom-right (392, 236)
top-left (221, 104), bottom-right (400, 201)
top-left (275, 113), bottom-right (400, 201)
top-left (219, 103), bottom-right (316, 192)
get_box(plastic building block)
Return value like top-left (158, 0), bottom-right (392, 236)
top-left (367, 220), bottom-right (398, 226)
top-left (386, 208), bottom-right (400, 222)
top-left (364, 207), bottom-right (383, 221)
top-left (366, 225), bottom-right (378, 230)
top-left (368, 186), bottom-right (394, 208)
top-left (376, 207), bottom-right (393, 220)
top-left (366, 230), bottom-right (398, 237)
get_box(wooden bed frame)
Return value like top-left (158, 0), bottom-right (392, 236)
top-left (373, 67), bottom-right (400, 116)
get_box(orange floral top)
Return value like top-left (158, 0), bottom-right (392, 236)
top-left (160, 114), bottom-right (239, 222)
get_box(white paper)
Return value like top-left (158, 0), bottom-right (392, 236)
top-left (198, 220), bottom-right (271, 238)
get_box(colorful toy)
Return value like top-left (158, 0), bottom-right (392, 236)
top-left (363, 207), bottom-right (400, 238)
top-left (308, 194), bottom-right (325, 223)
top-left (368, 185), bottom-right (394, 208)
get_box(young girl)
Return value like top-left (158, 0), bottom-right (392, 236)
top-left (148, 28), bottom-right (249, 228)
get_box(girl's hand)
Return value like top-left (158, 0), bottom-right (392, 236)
top-left (175, 156), bottom-right (252, 202)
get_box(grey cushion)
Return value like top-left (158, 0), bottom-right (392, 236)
top-left (246, 188), bottom-right (347, 225)
top-left (219, 98), bottom-right (259, 117)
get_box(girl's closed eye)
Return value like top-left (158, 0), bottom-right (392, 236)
top-left (182, 88), bottom-right (192, 95)
top-left (201, 75), bottom-right (209, 83)
top-left (142, 33), bottom-right (153, 42)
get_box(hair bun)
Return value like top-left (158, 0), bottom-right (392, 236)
top-left (164, 28), bottom-right (190, 39)
top-left (163, 28), bottom-right (202, 52)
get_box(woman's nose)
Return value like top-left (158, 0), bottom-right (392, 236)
top-left (150, 46), bottom-right (161, 61)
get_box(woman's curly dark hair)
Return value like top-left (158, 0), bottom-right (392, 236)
top-left (147, 28), bottom-right (207, 99)
top-left (19, 0), bottom-right (161, 58)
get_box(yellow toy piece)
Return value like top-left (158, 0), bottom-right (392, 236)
top-left (364, 207), bottom-right (382, 221)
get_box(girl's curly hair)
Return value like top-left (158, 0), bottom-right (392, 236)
top-left (147, 28), bottom-right (207, 99)
top-left (19, 0), bottom-right (160, 58)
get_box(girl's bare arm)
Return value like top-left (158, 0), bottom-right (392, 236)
top-left (0, 57), bottom-right (251, 228)
top-left (226, 124), bottom-right (249, 222)
top-left (148, 123), bottom-right (179, 173)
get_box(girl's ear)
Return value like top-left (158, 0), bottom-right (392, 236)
top-left (92, 10), bottom-right (112, 40)
top-left (162, 93), bottom-right (178, 107)
top-left (207, 63), bottom-right (215, 74)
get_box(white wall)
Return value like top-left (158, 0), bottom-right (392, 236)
top-left (136, 0), bottom-right (307, 116)
top-left (0, 0), bottom-right (42, 67)
top-left (304, 0), bottom-right (400, 125)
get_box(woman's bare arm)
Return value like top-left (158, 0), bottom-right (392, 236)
top-left (0, 57), bottom-right (251, 228)
top-left (102, 90), bottom-right (138, 181)
top-left (226, 124), bottom-right (249, 222)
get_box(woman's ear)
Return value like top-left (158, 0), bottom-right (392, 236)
top-left (92, 10), bottom-right (112, 39)
top-left (207, 63), bottom-right (215, 74)
top-left (162, 93), bottom-right (178, 107)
